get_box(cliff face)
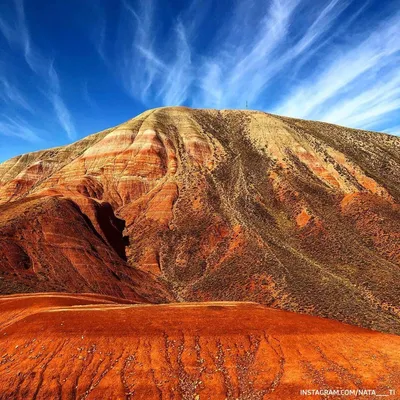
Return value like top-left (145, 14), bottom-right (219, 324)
top-left (1, 107), bottom-right (399, 333)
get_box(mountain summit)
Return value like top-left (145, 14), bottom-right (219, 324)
top-left (1, 107), bottom-right (399, 333)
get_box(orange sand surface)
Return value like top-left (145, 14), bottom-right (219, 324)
top-left (0, 294), bottom-right (399, 399)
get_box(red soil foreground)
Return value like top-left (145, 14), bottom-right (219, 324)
top-left (0, 294), bottom-right (399, 399)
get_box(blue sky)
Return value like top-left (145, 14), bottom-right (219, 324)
top-left (0, 0), bottom-right (399, 161)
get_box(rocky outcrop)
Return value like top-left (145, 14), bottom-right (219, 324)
top-left (0, 107), bottom-right (399, 333)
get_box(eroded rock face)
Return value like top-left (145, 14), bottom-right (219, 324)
top-left (0, 107), bottom-right (399, 333)
top-left (0, 196), bottom-right (171, 303)
top-left (0, 295), bottom-right (399, 399)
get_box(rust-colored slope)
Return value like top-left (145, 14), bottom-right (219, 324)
top-left (0, 107), bottom-right (399, 333)
top-left (0, 196), bottom-right (172, 303)
top-left (0, 295), bottom-right (399, 399)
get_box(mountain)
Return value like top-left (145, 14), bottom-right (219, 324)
top-left (0, 107), bottom-right (399, 334)
top-left (1, 294), bottom-right (399, 399)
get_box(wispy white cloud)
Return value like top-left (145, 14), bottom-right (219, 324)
top-left (220, 0), bottom-right (301, 105)
top-left (318, 69), bottom-right (400, 130)
top-left (118, 0), bottom-right (161, 101)
top-left (158, 21), bottom-right (192, 105)
top-left (46, 62), bottom-right (76, 140)
top-left (114, 0), bottom-right (193, 105)
top-left (275, 11), bottom-right (400, 125)
top-left (97, 0), bottom-right (400, 131)
top-left (0, 0), bottom-right (29, 54)
top-left (209, 0), bottom-right (353, 108)
top-left (0, 77), bottom-right (33, 112)
top-left (289, 0), bottom-right (371, 78)
top-left (90, 3), bottom-right (108, 63)
top-left (0, 0), bottom-right (47, 76)
top-left (103, 0), bottom-right (355, 108)
top-left (49, 93), bottom-right (76, 140)
top-left (82, 81), bottom-right (99, 110)
top-left (0, 0), bottom-right (76, 140)
top-left (0, 115), bottom-right (42, 142)
top-left (1, 0), bottom-right (400, 147)
top-left (105, 0), bottom-right (300, 107)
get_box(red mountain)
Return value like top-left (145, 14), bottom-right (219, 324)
top-left (0, 107), bottom-right (399, 334)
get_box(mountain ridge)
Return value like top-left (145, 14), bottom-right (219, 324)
top-left (2, 106), bottom-right (399, 166)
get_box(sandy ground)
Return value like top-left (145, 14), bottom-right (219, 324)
top-left (0, 294), bottom-right (399, 399)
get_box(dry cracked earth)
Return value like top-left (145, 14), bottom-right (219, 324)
top-left (0, 107), bottom-right (399, 399)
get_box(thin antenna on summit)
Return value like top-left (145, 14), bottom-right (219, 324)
top-left (246, 101), bottom-right (248, 109)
